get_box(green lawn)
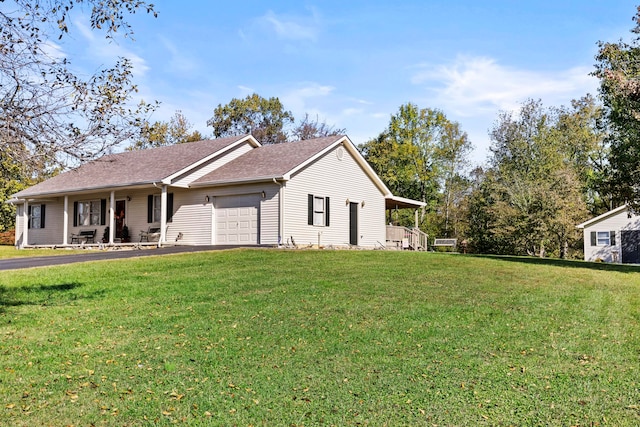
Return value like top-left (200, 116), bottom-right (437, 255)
top-left (1, 249), bottom-right (639, 426)
top-left (0, 245), bottom-right (88, 259)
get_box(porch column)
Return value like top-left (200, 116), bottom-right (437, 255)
top-left (63, 196), bottom-right (69, 245)
top-left (160, 185), bottom-right (167, 245)
top-left (415, 209), bottom-right (419, 229)
top-left (109, 191), bottom-right (115, 244)
top-left (279, 182), bottom-right (287, 245)
top-left (22, 199), bottom-right (29, 248)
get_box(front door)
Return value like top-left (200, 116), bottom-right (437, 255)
top-left (115, 200), bottom-right (126, 238)
top-left (622, 230), bottom-right (640, 263)
top-left (349, 202), bottom-right (358, 246)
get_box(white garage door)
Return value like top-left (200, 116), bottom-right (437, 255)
top-left (215, 195), bottom-right (259, 245)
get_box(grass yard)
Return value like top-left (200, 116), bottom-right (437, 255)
top-left (1, 249), bottom-right (639, 426)
top-left (0, 245), bottom-right (88, 259)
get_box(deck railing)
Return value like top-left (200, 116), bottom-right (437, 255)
top-left (385, 225), bottom-right (428, 251)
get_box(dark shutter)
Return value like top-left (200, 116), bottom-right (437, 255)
top-left (590, 231), bottom-right (596, 246)
top-left (308, 194), bottom-right (314, 225)
top-left (167, 193), bottom-right (174, 222)
top-left (27, 205), bottom-right (32, 229)
top-left (41, 204), bottom-right (46, 229)
top-left (610, 231), bottom-right (616, 246)
top-left (325, 197), bottom-right (330, 227)
top-left (73, 202), bottom-right (78, 227)
top-left (100, 199), bottom-right (107, 225)
top-left (147, 195), bottom-right (154, 223)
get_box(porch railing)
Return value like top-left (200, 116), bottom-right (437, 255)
top-left (386, 225), bottom-right (428, 251)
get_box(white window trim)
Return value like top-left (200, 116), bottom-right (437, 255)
top-left (313, 196), bottom-right (325, 226)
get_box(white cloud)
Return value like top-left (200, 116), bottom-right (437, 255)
top-left (259, 8), bottom-right (321, 42)
top-left (280, 82), bottom-right (335, 114)
top-left (237, 85), bottom-right (255, 96)
top-left (411, 55), bottom-right (598, 117)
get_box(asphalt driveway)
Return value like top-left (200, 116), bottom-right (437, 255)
top-left (0, 245), bottom-right (253, 271)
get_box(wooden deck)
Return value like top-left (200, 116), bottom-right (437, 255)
top-left (385, 225), bottom-right (428, 251)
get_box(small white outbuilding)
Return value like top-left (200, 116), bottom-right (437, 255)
top-left (576, 205), bottom-right (640, 263)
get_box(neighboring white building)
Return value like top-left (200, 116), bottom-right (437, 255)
top-left (8, 135), bottom-right (425, 249)
top-left (576, 205), bottom-right (640, 263)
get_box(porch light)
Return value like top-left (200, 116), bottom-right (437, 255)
top-left (361, 200), bottom-right (365, 207)
top-left (261, 191), bottom-right (266, 199)
top-left (204, 195), bottom-right (210, 203)
top-left (127, 196), bottom-right (131, 201)
top-left (345, 198), bottom-right (350, 205)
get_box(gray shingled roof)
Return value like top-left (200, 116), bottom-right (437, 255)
top-left (192, 135), bottom-right (344, 185)
top-left (13, 135), bottom-right (250, 198)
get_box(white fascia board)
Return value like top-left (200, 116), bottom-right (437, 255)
top-left (387, 195), bottom-right (426, 208)
top-left (575, 204), bottom-right (628, 229)
top-left (162, 135), bottom-right (261, 185)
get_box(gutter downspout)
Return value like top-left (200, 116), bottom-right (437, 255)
top-left (160, 184), bottom-right (168, 246)
top-left (63, 196), bottom-right (69, 245)
top-left (22, 199), bottom-right (29, 248)
top-left (109, 191), bottom-right (115, 245)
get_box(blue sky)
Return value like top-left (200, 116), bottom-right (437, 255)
top-left (55, 1), bottom-right (637, 165)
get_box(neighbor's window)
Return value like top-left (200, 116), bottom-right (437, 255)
top-left (591, 231), bottom-right (616, 246)
top-left (307, 194), bottom-right (330, 227)
top-left (597, 231), bottom-right (610, 246)
top-left (77, 200), bottom-right (102, 226)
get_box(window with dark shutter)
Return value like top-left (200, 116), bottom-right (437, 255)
top-left (167, 193), bottom-right (174, 223)
top-left (610, 230), bottom-right (616, 246)
top-left (308, 194), bottom-right (329, 226)
top-left (325, 197), bottom-right (330, 227)
top-left (147, 195), bottom-right (154, 223)
top-left (28, 204), bottom-right (45, 229)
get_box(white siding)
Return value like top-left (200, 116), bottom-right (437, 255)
top-left (171, 142), bottom-right (254, 187)
top-left (582, 208), bottom-right (640, 262)
top-left (284, 143), bottom-right (386, 248)
top-left (168, 189), bottom-right (212, 245)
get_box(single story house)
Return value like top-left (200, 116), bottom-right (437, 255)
top-left (8, 134), bottom-right (426, 249)
top-left (576, 205), bottom-right (640, 263)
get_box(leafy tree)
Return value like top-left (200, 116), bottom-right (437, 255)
top-left (468, 99), bottom-right (590, 258)
top-left (593, 6), bottom-right (640, 211)
top-left (207, 94), bottom-right (294, 145)
top-left (291, 113), bottom-right (346, 141)
top-left (1, 0), bottom-right (158, 169)
top-left (129, 111), bottom-right (204, 150)
top-left (360, 103), bottom-right (471, 238)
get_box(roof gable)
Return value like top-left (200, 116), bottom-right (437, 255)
top-left (193, 135), bottom-right (346, 185)
top-left (191, 135), bottom-right (392, 196)
top-left (13, 135), bottom-right (256, 198)
top-left (576, 205), bottom-right (628, 229)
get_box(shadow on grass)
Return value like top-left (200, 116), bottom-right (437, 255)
top-left (467, 253), bottom-right (640, 273)
top-left (0, 282), bottom-right (92, 312)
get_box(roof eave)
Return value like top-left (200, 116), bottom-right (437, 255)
top-left (11, 180), bottom-right (163, 200)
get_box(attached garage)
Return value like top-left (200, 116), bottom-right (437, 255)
top-left (215, 195), bottom-right (260, 245)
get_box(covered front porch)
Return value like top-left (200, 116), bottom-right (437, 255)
top-left (12, 184), bottom-right (173, 249)
top-left (384, 195), bottom-right (427, 250)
